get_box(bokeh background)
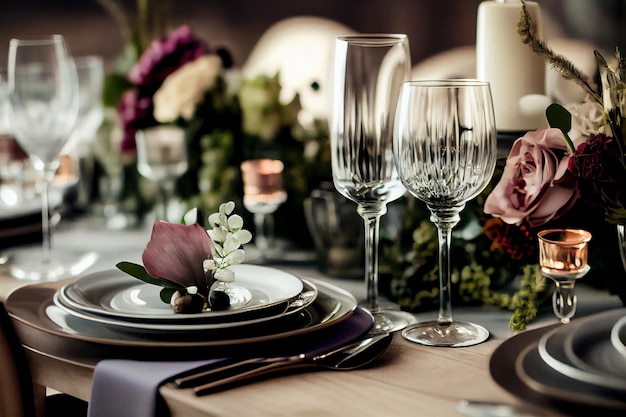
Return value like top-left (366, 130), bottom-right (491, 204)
top-left (1, 0), bottom-right (626, 72)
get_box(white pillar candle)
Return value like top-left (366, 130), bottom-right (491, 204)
top-left (476, 0), bottom-right (547, 132)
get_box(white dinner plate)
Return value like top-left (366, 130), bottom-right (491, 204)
top-left (58, 265), bottom-right (304, 323)
top-left (611, 315), bottom-right (626, 357)
top-left (52, 279), bottom-right (317, 331)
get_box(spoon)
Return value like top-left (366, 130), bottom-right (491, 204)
top-left (175, 331), bottom-right (394, 395)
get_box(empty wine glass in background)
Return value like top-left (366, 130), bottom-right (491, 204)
top-left (331, 34), bottom-right (416, 333)
top-left (135, 125), bottom-right (188, 221)
top-left (394, 80), bottom-right (497, 347)
top-left (6, 34), bottom-right (94, 281)
top-left (58, 55), bottom-right (104, 210)
top-left (240, 159), bottom-right (287, 256)
top-left (538, 228), bottom-right (592, 324)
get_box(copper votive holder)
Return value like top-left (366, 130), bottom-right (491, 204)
top-left (538, 228), bottom-right (592, 324)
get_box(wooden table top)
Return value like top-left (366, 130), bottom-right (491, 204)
top-left (1, 217), bottom-right (623, 417)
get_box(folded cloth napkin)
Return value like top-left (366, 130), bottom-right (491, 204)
top-left (87, 307), bottom-right (373, 417)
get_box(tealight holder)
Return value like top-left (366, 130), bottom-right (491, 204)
top-left (538, 228), bottom-right (592, 324)
top-left (240, 159), bottom-right (287, 255)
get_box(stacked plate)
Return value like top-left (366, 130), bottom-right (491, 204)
top-left (491, 308), bottom-right (626, 411)
top-left (53, 264), bottom-right (317, 332)
top-left (7, 264), bottom-right (361, 362)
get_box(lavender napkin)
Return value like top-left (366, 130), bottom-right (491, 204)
top-left (87, 307), bottom-right (373, 417)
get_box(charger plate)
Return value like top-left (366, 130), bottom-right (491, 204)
top-left (58, 265), bottom-right (304, 323)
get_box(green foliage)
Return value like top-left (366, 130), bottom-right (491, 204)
top-left (546, 103), bottom-right (575, 153)
top-left (116, 261), bottom-right (184, 289)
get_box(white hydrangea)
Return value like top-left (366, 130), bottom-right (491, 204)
top-left (153, 54), bottom-right (223, 123)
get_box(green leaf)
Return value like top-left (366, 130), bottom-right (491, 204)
top-left (115, 261), bottom-right (183, 289)
top-left (546, 103), bottom-right (576, 154)
top-left (160, 287), bottom-right (178, 304)
top-left (102, 73), bottom-right (133, 108)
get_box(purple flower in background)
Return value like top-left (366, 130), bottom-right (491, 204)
top-left (118, 25), bottom-right (214, 152)
top-left (129, 25), bottom-right (210, 88)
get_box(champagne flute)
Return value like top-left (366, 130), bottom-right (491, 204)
top-left (7, 35), bottom-right (84, 281)
top-left (393, 80), bottom-right (497, 347)
top-left (331, 34), bottom-right (416, 333)
top-left (135, 125), bottom-right (188, 221)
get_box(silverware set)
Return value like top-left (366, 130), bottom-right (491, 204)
top-left (173, 331), bottom-right (394, 395)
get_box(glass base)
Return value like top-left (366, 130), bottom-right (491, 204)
top-left (401, 320), bottom-right (489, 347)
top-left (369, 309), bottom-right (417, 335)
top-left (7, 246), bottom-right (97, 282)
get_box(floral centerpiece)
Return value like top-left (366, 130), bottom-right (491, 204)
top-left (96, 10), bottom-right (332, 245)
top-left (384, 1), bottom-right (626, 330)
top-left (117, 201), bottom-right (252, 313)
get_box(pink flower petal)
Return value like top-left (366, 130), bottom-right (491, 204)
top-left (142, 221), bottom-right (213, 292)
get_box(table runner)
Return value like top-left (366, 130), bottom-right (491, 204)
top-left (87, 307), bottom-right (374, 417)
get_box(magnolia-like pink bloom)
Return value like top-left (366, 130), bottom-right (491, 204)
top-left (484, 128), bottom-right (579, 227)
top-left (142, 221), bottom-right (213, 295)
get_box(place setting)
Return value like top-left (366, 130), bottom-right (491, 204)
top-left (5, 200), bottom-right (397, 415)
top-left (490, 229), bottom-right (626, 414)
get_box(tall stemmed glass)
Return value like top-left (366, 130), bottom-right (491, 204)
top-left (331, 34), bottom-right (415, 333)
top-left (135, 126), bottom-right (188, 221)
top-left (394, 80), bottom-right (497, 347)
top-left (7, 35), bottom-right (81, 281)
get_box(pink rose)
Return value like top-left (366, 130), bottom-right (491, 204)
top-left (484, 128), bottom-right (579, 227)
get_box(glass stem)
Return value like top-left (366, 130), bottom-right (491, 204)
top-left (254, 212), bottom-right (274, 252)
top-left (552, 281), bottom-right (577, 324)
top-left (358, 204), bottom-right (386, 314)
top-left (40, 176), bottom-right (52, 264)
top-left (159, 179), bottom-right (176, 221)
top-left (437, 225), bottom-right (453, 326)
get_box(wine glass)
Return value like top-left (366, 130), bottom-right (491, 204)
top-left (240, 159), bottom-right (287, 256)
top-left (538, 228), bottom-right (592, 324)
top-left (59, 55), bottom-right (104, 210)
top-left (393, 80), bottom-right (497, 347)
top-left (6, 34), bottom-right (86, 281)
top-left (331, 34), bottom-right (416, 334)
top-left (135, 125), bottom-right (188, 222)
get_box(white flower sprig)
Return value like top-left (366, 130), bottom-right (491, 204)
top-left (203, 201), bottom-right (252, 283)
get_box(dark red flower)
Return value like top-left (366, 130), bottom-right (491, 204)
top-left (483, 217), bottom-right (536, 261)
top-left (568, 134), bottom-right (624, 182)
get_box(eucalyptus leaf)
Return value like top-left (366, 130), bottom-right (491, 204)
top-left (115, 261), bottom-right (183, 289)
top-left (546, 103), bottom-right (576, 153)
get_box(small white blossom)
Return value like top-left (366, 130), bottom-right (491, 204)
top-left (214, 268), bottom-right (235, 283)
top-left (204, 201), bottom-right (250, 282)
